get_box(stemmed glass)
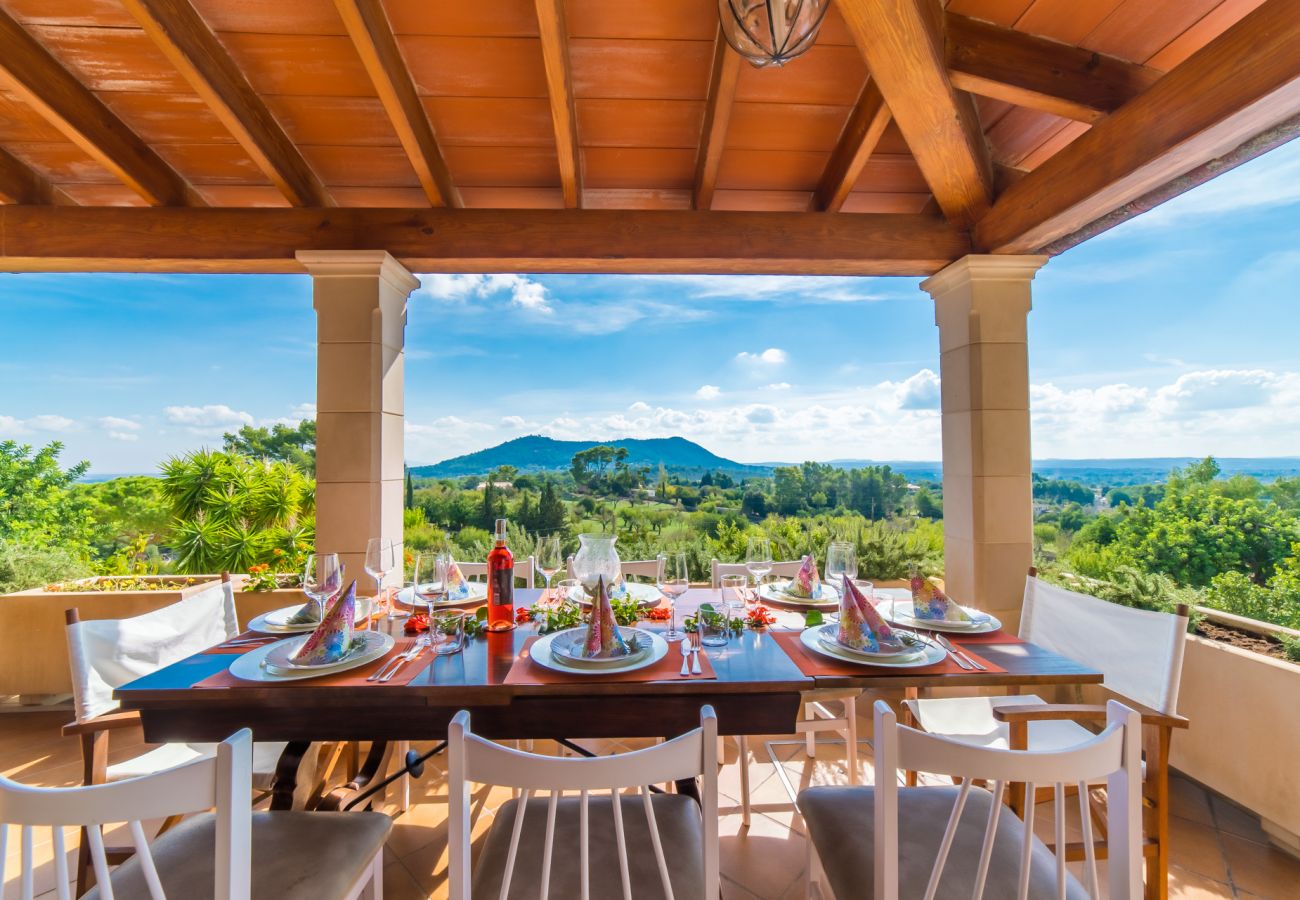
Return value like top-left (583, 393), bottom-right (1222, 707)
top-left (657, 552), bottom-right (689, 642)
top-left (302, 552), bottom-right (343, 624)
top-left (826, 541), bottom-right (857, 589)
top-left (535, 535), bottom-right (562, 598)
top-left (745, 536), bottom-right (772, 600)
top-left (365, 538), bottom-right (397, 628)
top-left (413, 551), bottom-right (452, 623)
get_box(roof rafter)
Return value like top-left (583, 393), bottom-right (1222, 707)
top-left (0, 207), bottom-right (971, 275)
top-left (122, 0), bottom-right (333, 207)
top-left (837, 0), bottom-right (992, 227)
top-left (813, 79), bottom-right (891, 212)
top-left (0, 146), bottom-right (66, 205)
top-left (946, 13), bottom-right (1161, 125)
top-left (333, 0), bottom-right (461, 208)
top-left (693, 27), bottom-right (742, 211)
top-left (0, 7), bottom-right (198, 207)
top-left (534, 0), bottom-right (582, 208)
top-left (976, 0), bottom-right (1300, 254)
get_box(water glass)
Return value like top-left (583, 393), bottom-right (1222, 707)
top-left (429, 609), bottom-right (468, 655)
top-left (366, 537), bottom-right (398, 622)
top-left (721, 573), bottom-right (750, 611)
top-left (826, 541), bottom-right (857, 586)
top-left (745, 537), bottom-right (772, 589)
top-left (555, 577), bottom-right (582, 604)
top-left (413, 551), bottom-right (451, 617)
top-left (302, 552), bottom-right (343, 623)
top-left (700, 597), bottom-right (731, 647)
top-left (536, 535), bottom-right (562, 595)
top-left (657, 552), bottom-right (689, 641)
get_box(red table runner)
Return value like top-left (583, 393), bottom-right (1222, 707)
top-left (771, 630), bottom-right (1005, 678)
top-left (505, 636), bottom-right (717, 685)
top-left (195, 636), bottom-right (432, 689)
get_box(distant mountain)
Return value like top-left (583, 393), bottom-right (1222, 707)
top-left (410, 435), bottom-right (773, 479)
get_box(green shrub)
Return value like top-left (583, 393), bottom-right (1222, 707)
top-left (1203, 571), bottom-right (1300, 630)
top-left (1280, 634), bottom-right (1300, 664)
top-left (0, 540), bottom-right (89, 594)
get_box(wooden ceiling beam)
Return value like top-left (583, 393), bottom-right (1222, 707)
top-left (694, 28), bottom-right (742, 211)
top-left (535, 0), bottom-right (582, 208)
top-left (123, 0), bottom-right (332, 207)
top-left (0, 207), bottom-right (971, 275)
top-left (946, 13), bottom-right (1161, 125)
top-left (837, 0), bottom-right (992, 227)
top-left (813, 79), bottom-right (891, 212)
top-left (0, 8), bottom-right (196, 207)
top-left (333, 0), bottom-right (460, 208)
top-left (0, 145), bottom-right (65, 205)
top-left (976, 0), bottom-right (1300, 254)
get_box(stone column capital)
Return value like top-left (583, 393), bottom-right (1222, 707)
top-left (296, 249), bottom-right (420, 296)
top-left (920, 254), bottom-right (1049, 300)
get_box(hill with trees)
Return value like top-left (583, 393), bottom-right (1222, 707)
top-left (409, 435), bottom-right (771, 478)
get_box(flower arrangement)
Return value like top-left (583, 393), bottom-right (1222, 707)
top-left (45, 576), bottom-right (199, 592)
top-left (404, 607), bottom-right (489, 638)
top-left (744, 605), bottom-right (778, 628)
top-left (683, 602), bottom-right (744, 634)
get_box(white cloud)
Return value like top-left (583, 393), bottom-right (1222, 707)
top-left (97, 416), bottom-right (140, 431)
top-left (164, 404), bottom-right (254, 430)
top-left (629, 275), bottom-right (911, 304)
top-left (1151, 369), bottom-right (1278, 413)
top-left (107, 431), bottom-right (139, 442)
top-left (695, 385), bottom-right (721, 399)
top-left (500, 415), bottom-right (527, 428)
top-left (417, 273), bottom-right (553, 314)
top-left (289, 402), bottom-right (316, 420)
top-left (27, 414), bottom-right (76, 432)
top-left (890, 369), bottom-right (941, 410)
top-left (766, 382), bottom-right (792, 391)
top-left (627, 402), bottom-right (651, 413)
top-left (736, 348), bottom-right (787, 365)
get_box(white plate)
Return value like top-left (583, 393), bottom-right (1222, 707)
top-left (573, 582), bottom-right (663, 608)
top-left (528, 627), bottom-right (669, 676)
top-left (875, 599), bottom-right (1002, 634)
top-left (396, 582), bottom-right (489, 609)
top-left (264, 629), bottom-right (387, 671)
top-left (800, 626), bottom-right (947, 668)
top-left (550, 626), bottom-right (654, 668)
top-left (248, 604), bottom-right (372, 634)
top-left (227, 631), bottom-right (395, 682)
top-left (759, 581), bottom-right (841, 607)
top-left (814, 624), bottom-right (927, 663)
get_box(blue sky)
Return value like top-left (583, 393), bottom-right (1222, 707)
top-left (3, 139), bottom-right (1300, 474)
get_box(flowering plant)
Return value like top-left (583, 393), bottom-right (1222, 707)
top-left (244, 564), bottom-right (280, 592)
top-left (743, 605), bottom-right (778, 628)
top-left (404, 606), bottom-right (489, 637)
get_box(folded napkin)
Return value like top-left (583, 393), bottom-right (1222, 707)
top-left (582, 575), bottom-right (632, 659)
top-left (837, 575), bottom-right (909, 654)
top-left (909, 570), bottom-right (972, 623)
top-left (788, 554), bottom-right (821, 598)
top-left (607, 573), bottom-right (629, 599)
top-left (291, 580), bottom-right (358, 665)
top-left (444, 561), bottom-right (472, 601)
top-left (284, 597), bottom-right (321, 626)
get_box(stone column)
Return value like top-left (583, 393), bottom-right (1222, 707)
top-left (297, 250), bottom-right (417, 590)
top-left (920, 255), bottom-right (1047, 632)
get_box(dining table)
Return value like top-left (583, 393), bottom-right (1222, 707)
top-left (113, 586), bottom-right (1103, 810)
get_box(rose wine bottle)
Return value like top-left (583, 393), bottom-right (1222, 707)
top-left (486, 518), bottom-right (516, 631)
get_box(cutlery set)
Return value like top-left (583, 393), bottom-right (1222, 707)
top-left (678, 634), bottom-right (702, 676)
top-left (367, 640), bottom-right (430, 682)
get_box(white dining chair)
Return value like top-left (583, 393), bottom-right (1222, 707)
top-left (565, 555), bottom-right (665, 583)
top-left (448, 706), bottom-right (720, 900)
top-left (902, 571), bottom-right (1189, 893)
top-left (800, 699), bottom-right (1144, 900)
top-left (63, 575), bottom-right (289, 893)
top-left (0, 728), bottom-right (390, 900)
top-left (713, 558), bottom-right (861, 827)
top-left (456, 557), bottom-right (536, 588)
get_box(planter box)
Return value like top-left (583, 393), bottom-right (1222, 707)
top-left (1172, 634), bottom-right (1300, 856)
top-left (1, 575), bottom-right (222, 697)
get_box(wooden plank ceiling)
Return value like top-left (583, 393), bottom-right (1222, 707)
top-left (0, 0), bottom-right (1295, 273)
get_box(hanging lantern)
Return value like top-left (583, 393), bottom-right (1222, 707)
top-left (718, 0), bottom-right (830, 68)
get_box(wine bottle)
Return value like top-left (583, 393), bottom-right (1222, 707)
top-left (486, 518), bottom-right (516, 631)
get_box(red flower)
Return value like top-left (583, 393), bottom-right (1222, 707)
top-left (744, 605), bottom-right (777, 628)
top-left (515, 606), bottom-right (534, 624)
top-left (404, 613), bottom-right (429, 635)
top-left (644, 606), bottom-right (672, 621)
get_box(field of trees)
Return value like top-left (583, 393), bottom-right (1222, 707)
top-left (3, 421), bottom-right (1299, 643)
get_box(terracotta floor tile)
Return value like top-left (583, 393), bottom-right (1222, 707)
top-left (718, 810), bottom-right (807, 900)
top-left (1168, 815), bottom-right (1231, 883)
top-left (1221, 832), bottom-right (1300, 897)
top-left (1210, 793), bottom-right (1271, 845)
top-left (1166, 864), bottom-right (1235, 898)
top-left (382, 859), bottom-right (430, 900)
top-left (1170, 775), bottom-right (1215, 827)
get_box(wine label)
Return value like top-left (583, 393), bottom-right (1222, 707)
top-left (490, 566), bottom-right (514, 607)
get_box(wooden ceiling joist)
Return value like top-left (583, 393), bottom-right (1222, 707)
top-left (838, 0), bottom-right (992, 227)
top-left (813, 79), bottom-right (891, 212)
top-left (0, 146), bottom-right (62, 205)
top-left (534, 0), bottom-right (582, 208)
top-left (0, 207), bottom-right (971, 275)
top-left (946, 14), bottom-right (1161, 125)
top-left (333, 0), bottom-right (461, 209)
top-left (976, 0), bottom-right (1300, 254)
top-left (122, 0), bottom-right (333, 208)
top-left (0, 8), bottom-right (197, 207)
top-left (694, 28), bottom-right (742, 211)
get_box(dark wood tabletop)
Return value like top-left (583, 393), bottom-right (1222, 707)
top-left (115, 588), bottom-right (1103, 746)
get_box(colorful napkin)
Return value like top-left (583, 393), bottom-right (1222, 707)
top-left (788, 554), bottom-right (821, 598)
top-left (837, 575), bottom-right (909, 653)
top-left (284, 596), bottom-right (321, 626)
top-left (291, 580), bottom-right (357, 665)
top-left (582, 575), bottom-right (631, 659)
top-left (607, 573), bottom-right (628, 599)
top-left (444, 561), bottom-right (472, 601)
top-left (909, 570), bottom-right (972, 623)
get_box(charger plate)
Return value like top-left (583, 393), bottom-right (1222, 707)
top-left (758, 581), bottom-right (840, 609)
top-left (875, 599), bottom-right (1002, 634)
top-left (799, 626), bottom-right (946, 668)
top-left (227, 631), bottom-right (395, 682)
top-left (813, 624), bottom-right (928, 663)
top-left (395, 582), bottom-right (488, 610)
top-left (572, 582), bottom-right (663, 609)
top-left (249, 604), bottom-right (371, 634)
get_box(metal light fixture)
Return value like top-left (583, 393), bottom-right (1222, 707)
top-left (718, 0), bottom-right (830, 68)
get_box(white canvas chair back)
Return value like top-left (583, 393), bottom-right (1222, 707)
top-left (1021, 576), bottom-right (1188, 713)
top-left (455, 557), bottom-right (536, 588)
top-left (447, 706), bottom-right (719, 900)
top-left (0, 729), bottom-right (252, 900)
top-left (709, 558), bottom-right (803, 589)
top-left (564, 556), bottom-right (665, 583)
top-left (872, 700), bottom-right (1143, 900)
top-left (65, 581), bottom-right (239, 723)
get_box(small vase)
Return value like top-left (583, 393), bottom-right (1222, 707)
top-left (572, 533), bottom-right (621, 595)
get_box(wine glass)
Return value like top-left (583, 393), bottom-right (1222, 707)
top-left (413, 551), bottom-right (452, 621)
top-left (745, 536), bottom-right (772, 598)
top-left (657, 552), bottom-right (689, 641)
top-left (535, 535), bottom-right (562, 598)
top-left (302, 552), bottom-right (343, 624)
top-left (365, 538), bottom-right (396, 629)
top-left (826, 541), bottom-right (857, 589)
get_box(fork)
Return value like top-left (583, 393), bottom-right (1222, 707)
top-left (379, 642), bottom-right (429, 683)
top-left (690, 633), bottom-right (702, 675)
top-left (368, 642), bottom-right (422, 682)
top-left (934, 633), bottom-right (984, 670)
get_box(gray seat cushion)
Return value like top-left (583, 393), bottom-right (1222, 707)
top-left (799, 785), bottom-right (1088, 900)
top-left (473, 794), bottom-right (705, 900)
top-left (86, 810), bottom-right (392, 900)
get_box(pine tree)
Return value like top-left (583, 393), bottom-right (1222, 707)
top-left (537, 481), bottom-right (566, 534)
top-left (404, 468), bottom-right (414, 509)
